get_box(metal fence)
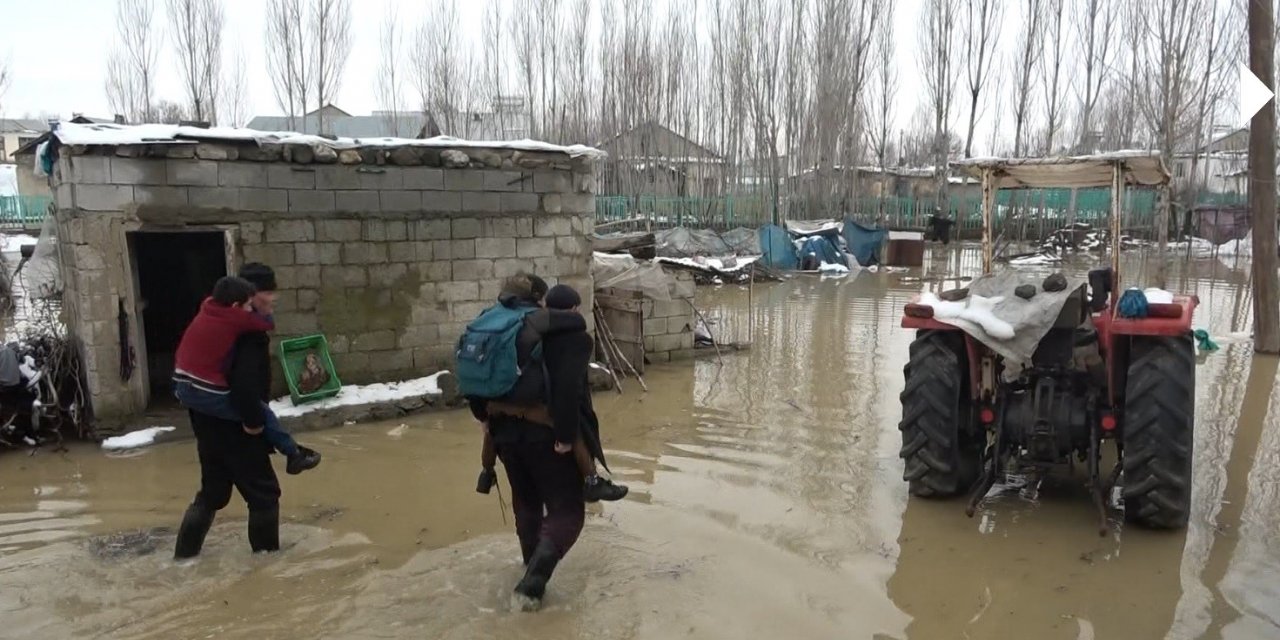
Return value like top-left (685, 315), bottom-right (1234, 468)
top-left (0, 196), bottom-right (53, 230)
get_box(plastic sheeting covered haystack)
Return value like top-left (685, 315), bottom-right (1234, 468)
top-left (654, 227), bottom-right (761, 258)
top-left (759, 224), bottom-right (798, 269)
top-left (843, 219), bottom-right (888, 266)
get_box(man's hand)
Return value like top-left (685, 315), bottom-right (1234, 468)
top-left (554, 441), bottom-right (573, 454)
top-left (243, 425), bottom-right (264, 435)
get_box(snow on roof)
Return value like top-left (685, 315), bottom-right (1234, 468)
top-left (952, 151), bottom-right (1170, 189)
top-left (47, 121), bottom-right (606, 159)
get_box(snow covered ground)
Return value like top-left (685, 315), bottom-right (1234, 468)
top-left (269, 371), bottom-right (449, 418)
top-left (100, 427), bottom-right (176, 451)
top-left (1, 234), bottom-right (38, 254)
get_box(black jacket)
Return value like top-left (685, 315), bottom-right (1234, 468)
top-left (542, 327), bottom-right (593, 445)
top-left (228, 331), bottom-right (272, 427)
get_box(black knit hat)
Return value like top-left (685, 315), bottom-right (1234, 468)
top-left (238, 262), bottom-right (278, 292)
top-left (545, 284), bottom-right (582, 310)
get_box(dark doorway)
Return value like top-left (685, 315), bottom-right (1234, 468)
top-left (129, 231), bottom-right (227, 402)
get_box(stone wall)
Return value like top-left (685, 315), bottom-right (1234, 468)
top-left (47, 140), bottom-right (596, 429)
top-left (641, 271), bottom-right (695, 362)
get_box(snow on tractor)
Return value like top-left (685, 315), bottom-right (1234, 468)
top-left (898, 154), bottom-right (1196, 533)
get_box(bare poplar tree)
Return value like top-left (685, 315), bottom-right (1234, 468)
top-left (167, 0), bottom-right (224, 123)
top-left (918, 0), bottom-right (961, 208)
top-left (264, 0), bottom-right (308, 130)
top-left (1074, 0), bottom-right (1120, 151)
top-left (0, 58), bottom-right (10, 118)
top-left (866, 1), bottom-right (897, 170)
top-left (105, 0), bottom-right (161, 123)
top-left (1039, 0), bottom-right (1068, 153)
top-left (962, 0), bottom-right (1002, 158)
top-left (1010, 0), bottom-right (1044, 156)
top-left (220, 47), bottom-right (250, 127)
top-left (509, 0), bottom-right (539, 137)
top-left (413, 0), bottom-right (481, 137)
top-left (310, 0), bottom-right (352, 135)
top-left (483, 0), bottom-right (508, 138)
top-left (375, 5), bottom-right (404, 136)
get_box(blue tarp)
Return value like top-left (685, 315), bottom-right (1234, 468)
top-left (758, 224), bottom-right (798, 269)
top-left (843, 218), bottom-right (887, 267)
top-left (797, 235), bottom-right (844, 268)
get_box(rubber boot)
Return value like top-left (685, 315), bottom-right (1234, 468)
top-left (247, 506), bottom-right (280, 553)
top-left (513, 539), bottom-right (561, 609)
top-left (173, 502), bottom-right (215, 560)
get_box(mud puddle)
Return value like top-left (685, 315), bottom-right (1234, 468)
top-left (1, 246), bottom-right (1278, 639)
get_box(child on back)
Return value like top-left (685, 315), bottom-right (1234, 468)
top-left (173, 276), bottom-right (321, 475)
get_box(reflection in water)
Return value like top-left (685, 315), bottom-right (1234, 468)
top-left (0, 245), bottom-right (1278, 639)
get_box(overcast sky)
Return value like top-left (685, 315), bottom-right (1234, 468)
top-left (0, 0), bottom-right (1248, 153)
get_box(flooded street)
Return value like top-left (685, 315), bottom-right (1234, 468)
top-left (2, 246), bottom-right (1278, 639)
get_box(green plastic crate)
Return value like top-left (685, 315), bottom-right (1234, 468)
top-left (278, 334), bottom-right (342, 405)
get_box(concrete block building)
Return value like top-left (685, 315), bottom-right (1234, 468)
top-left (33, 123), bottom-right (600, 429)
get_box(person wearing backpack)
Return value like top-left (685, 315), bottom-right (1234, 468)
top-left (457, 276), bottom-right (602, 609)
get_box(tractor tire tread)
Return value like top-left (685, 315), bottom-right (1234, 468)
top-left (898, 331), bottom-right (974, 498)
top-left (1122, 335), bottom-right (1195, 529)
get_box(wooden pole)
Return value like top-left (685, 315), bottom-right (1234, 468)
top-left (1111, 162), bottom-right (1122, 297)
top-left (981, 168), bottom-right (994, 273)
top-left (1250, 0), bottom-right (1280, 353)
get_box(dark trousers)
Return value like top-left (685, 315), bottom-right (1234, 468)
top-left (174, 381), bottom-right (298, 456)
top-left (493, 421), bottom-right (585, 561)
top-left (187, 410), bottom-right (281, 513)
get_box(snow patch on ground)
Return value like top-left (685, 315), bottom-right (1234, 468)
top-left (818, 262), bottom-right (849, 274)
top-left (1009, 253), bottom-right (1062, 266)
top-left (101, 427), bottom-right (175, 451)
top-left (1217, 232), bottom-right (1254, 258)
top-left (269, 372), bottom-right (448, 418)
top-left (654, 255), bottom-right (761, 272)
top-left (1, 234), bottom-right (38, 253)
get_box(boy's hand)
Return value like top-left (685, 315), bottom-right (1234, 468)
top-left (243, 425), bottom-right (264, 435)
top-left (554, 441), bottom-right (573, 454)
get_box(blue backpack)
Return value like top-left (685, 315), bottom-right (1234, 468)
top-left (455, 304), bottom-right (544, 401)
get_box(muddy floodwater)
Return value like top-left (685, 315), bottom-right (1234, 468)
top-left (2, 247), bottom-right (1278, 639)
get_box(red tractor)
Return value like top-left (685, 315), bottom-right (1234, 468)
top-left (898, 155), bottom-right (1196, 532)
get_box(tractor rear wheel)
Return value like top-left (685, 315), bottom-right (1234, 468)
top-left (1122, 335), bottom-right (1195, 529)
top-left (899, 330), bottom-right (979, 498)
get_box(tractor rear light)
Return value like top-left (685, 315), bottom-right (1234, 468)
top-left (1101, 414), bottom-right (1117, 431)
top-left (980, 407), bottom-right (995, 424)
top-left (904, 303), bottom-right (935, 319)
top-left (1147, 303), bottom-right (1182, 318)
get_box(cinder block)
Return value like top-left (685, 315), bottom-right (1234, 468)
top-left (452, 218), bottom-right (482, 239)
top-left (532, 170), bottom-right (572, 193)
top-left (418, 261), bottom-right (452, 282)
top-left (362, 219), bottom-right (389, 241)
top-left (352, 330), bottom-right (398, 352)
top-left (385, 220), bottom-right (409, 241)
top-left (276, 265), bottom-right (320, 287)
top-left (483, 218), bottom-right (518, 238)
top-left (453, 259), bottom-right (494, 281)
top-left (443, 170), bottom-right (484, 191)
top-left (517, 237), bottom-right (555, 258)
top-left (402, 167), bottom-right (444, 189)
top-left (483, 170), bottom-right (527, 192)
top-left (297, 289), bottom-right (320, 311)
top-left (388, 241), bottom-right (417, 263)
top-left (439, 281), bottom-right (479, 302)
top-left (476, 237), bottom-right (516, 259)
top-left (516, 217), bottom-right (534, 237)
top-left (352, 167), bottom-right (400, 191)
top-left (218, 162), bottom-right (267, 188)
top-left (431, 240), bottom-right (452, 260)
top-left (535, 217), bottom-right (573, 237)
top-left (74, 184), bottom-right (133, 211)
top-left (461, 192), bottom-right (501, 213)
top-left (315, 165), bottom-right (362, 190)
top-left (268, 165), bottom-right (316, 189)
top-left (343, 242), bottom-right (389, 264)
top-left (317, 219), bottom-right (362, 242)
top-left (421, 191), bottom-right (462, 213)
top-left (414, 218), bottom-right (452, 241)
top-left (134, 186), bottom-right (190, 208)
top-left (262, 243), bottom-right (296, 265)
top-left (555, 235), bottom-right (589, 256)
top-left (167, 159), bottom-right (220, 186)
top-left (265, 219), bottom-right (315, 243)
top-left (335, 190), bottom-right (380, 212)
top-left (451, 301), bottom-right (491, 321)
top-left (334, 352), bottom-right (371, 375)
top-left (188, 187), bottom-right (239, 210)
top-left (381, 190), bottom-right (422, 212)
top-left (369, 262), bottom-right (409, 284)
top-left (501, 192), bottom-right (540, 213)
top-left (493, 258), bottom-right (532, 279)
top-left (573, 172), bottom-right (597, 194)
top-left (111, 157), bottom-right (167, 185)
top-left (451, 239), bottom-right (476, 259)
top-left (368, 348), bottom-right (415, 373)
top-left (238, 188), bottom-right (288, 212)
top-left (644, 317), bottom-right (668, 336)
top-left (398, 325), bottom-right (440, 349)
top-left (561, 193), bottom-right (594, 214)
top-left (542, 193), bottom-right (562, 214)
top-left (288, 190), bottom-right (336, 212)
top-left (414, 241), bottom-right (434, 261)
top-left (70, 156), bottom-right (111, 183)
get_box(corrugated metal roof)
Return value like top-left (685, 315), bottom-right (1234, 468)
top-left (0, 119), bottom-right (48, 134)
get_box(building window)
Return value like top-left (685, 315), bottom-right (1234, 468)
top-left (1175, 162), bottom-right (1186, 178)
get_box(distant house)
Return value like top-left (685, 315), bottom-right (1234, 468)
top-left (597, 122), bottom-right (725, 197)
top-left (1172, 127), bottom-right (1249, 196)
top-left (1, 119), bottom-right (48, 163)
top-left (246, 98), bottom-right (531, 141)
